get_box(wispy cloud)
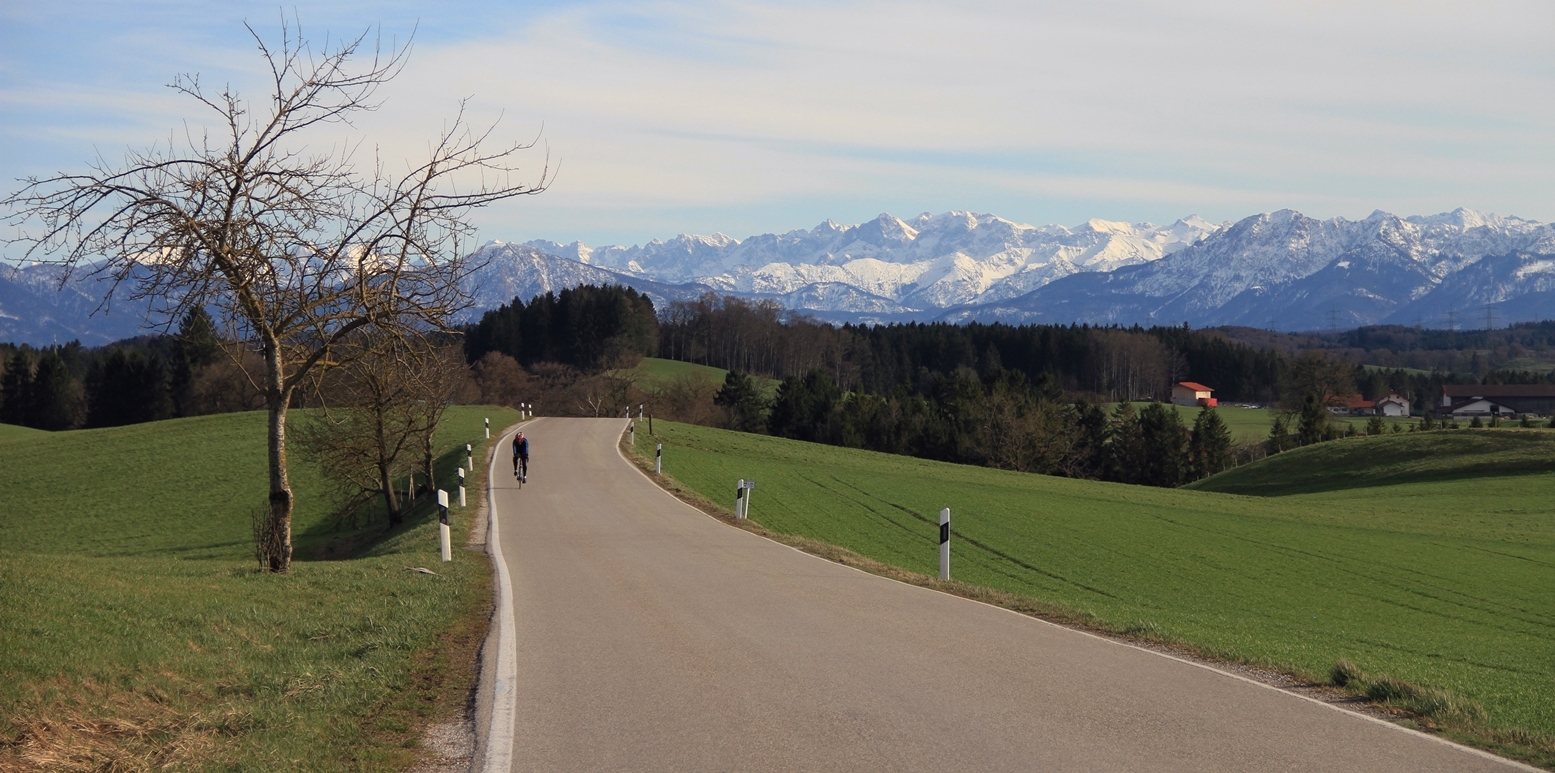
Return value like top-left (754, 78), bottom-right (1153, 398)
top-left (5, 0), bottom-right (1554, 249)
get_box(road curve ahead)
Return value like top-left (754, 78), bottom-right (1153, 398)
top-left (491, 418), bottom-right (1522, 772)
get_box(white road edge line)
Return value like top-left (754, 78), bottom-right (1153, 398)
top-left (481, 420), bottom-right (528, 773)
top-left (612, 422), bottom-right (1540, 773)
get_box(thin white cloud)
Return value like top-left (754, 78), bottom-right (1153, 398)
top-left (5, 0), bottom-right (1554, 250)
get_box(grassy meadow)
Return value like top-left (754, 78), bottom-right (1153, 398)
top-left (0, 407), bottom-right (518, 771)
top-left (632, 422), bottom-right (1555, 765)
top-left (1124, 401), bottom-right (1440, 442)
top-left (618, 357), bottom-right (781, 398)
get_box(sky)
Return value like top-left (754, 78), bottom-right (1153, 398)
top-left (3, 0), bottom-right (1554, 253)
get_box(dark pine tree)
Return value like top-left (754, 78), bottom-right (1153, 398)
top-left (715, 370), bottom-right (768, 433)
top-left (86, 349), bottom-right (171, 428)
top-left (1188, 406), bottom-right (1232, 480)
top-left (0, 349), bottom-right (34, 426)
top-left (28, 351), bottom-right (76, 430)
top-left (1137, 402), bottom-right (1190, 487)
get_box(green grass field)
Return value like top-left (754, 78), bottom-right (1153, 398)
top-left (634, 422), bottom-right (1555, 764)
top-left (0, 407), bottom-right (518, 771)
top-left (1123, 402), bottom-right (1428, 442)
top-left (618, 357), bottom-right (781, 398)
top-left (0, 423), bottom-right (45, 441)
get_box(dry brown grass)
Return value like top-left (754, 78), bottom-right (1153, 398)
top-left (0, 678), bottom-right (250, 772)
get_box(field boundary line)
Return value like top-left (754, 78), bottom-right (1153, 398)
top-left (611, 426), bottom-right (1540, 773)
top-left (479, 418), bottom-right (535, 773)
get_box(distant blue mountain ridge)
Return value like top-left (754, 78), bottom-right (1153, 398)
top-left (4, 207), bottom-right (1552, 346)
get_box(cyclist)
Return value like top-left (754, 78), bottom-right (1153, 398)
top-left (512, 431), bottom-right (529, 483)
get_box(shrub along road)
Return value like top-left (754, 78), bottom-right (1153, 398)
top-left (489, 417), bottom-right (1527, 771)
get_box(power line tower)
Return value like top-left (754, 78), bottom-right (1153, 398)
top-left (1484, 302), bottom-right (1498, 332)
top-left (1445, 309), bottom-right (1458, 331)
top-left (1327, 306), bottom-right (1340, 335)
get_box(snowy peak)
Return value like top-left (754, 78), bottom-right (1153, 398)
top-left (523, 210), bottom-right (1226, 308)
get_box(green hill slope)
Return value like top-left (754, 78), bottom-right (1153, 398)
top-left (1190, 429), bottom-right (1555, 496)
top-left (618, 357), bottom-right (781, 398)
top-left (0, 407), bottom-right (517, 770)
top-left (632, 422), bottom-right (1555, 763)
top-left (0, 423), bottom-right (45, 441)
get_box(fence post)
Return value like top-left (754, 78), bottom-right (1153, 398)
top-left (939, 508), bottom-right (951, 581)
top-left (437, 490), bottom-right (452, 563)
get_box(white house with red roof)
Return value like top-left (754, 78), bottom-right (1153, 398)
top-left (1171, 381), bottom-right (1216, 407)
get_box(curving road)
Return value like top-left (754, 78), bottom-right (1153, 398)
top-left (485, 417), bottom-right (1526, 772)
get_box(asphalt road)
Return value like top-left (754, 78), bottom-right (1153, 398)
top-left (490, 417), bottom-right (1525, 772)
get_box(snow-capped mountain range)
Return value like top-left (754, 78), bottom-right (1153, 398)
top-left (524, 211), bottom-right (1223, 314)
top-left (4, 208), bottom-right (1553, 346)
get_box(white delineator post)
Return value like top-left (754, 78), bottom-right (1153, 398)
top-left (939, 508), bottom-right (951, 581)
top-left (466, 443), bottom-right (474, 472)
top-left (437, 489), bottom-right (452, 563)
top-left (735, 480), bottom-right (745, 518)
top-left (655, 443), bottom-right (662, 475)
top-left (458, 467), bottom-right (467, 508)
top-left (629, 422), bottom-right (635, 446)
top-left (485, 417), bottom-right (490, 439)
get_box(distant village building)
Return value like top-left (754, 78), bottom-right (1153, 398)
top-left (1328, 393), bottom-right (1412, 417)
top-left (1375, 393), bottom-right (1411, 417)
top-left (1440, 385), bottom-right (1555, 418)
top-left (1171, 382), bottom-right (1216, 407)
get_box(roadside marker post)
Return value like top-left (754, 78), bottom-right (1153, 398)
top-left (655, 444), bottom-right (662, 475)
top-left (458, 467), bottom-right (467, 508)
top-left (629, 422), bottom-right (635, 446)
top-left (437, 490), bottom-right (452, 563)
top-left (466, 443), bottom-right (474, 472)
top-left (939, 508), bottom-right (951, 581)
top-left (736, 479), bottom-right (755, 519)
top-left (485, 417), bottom-right (490, 439)
top-left (638, 404), bottom-right (644, 421)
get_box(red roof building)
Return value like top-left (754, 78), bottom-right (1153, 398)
top-left (1171, 382), bottom-right (1216, 408)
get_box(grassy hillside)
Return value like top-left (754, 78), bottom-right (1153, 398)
top-left (632, 422), bottom-right (1555, 764)
top-left (0, 423), bottom-right (45, 441)
top-left (618, 357), bottom-right (781, 398)
top-left (1120, 402), bottom-right (1418, 443)
top-left (0, 407), bottom-right (518, 771)
top-left (1190, 429), bottom-right (1555, 496)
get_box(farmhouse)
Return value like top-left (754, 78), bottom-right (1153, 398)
top-left (1329, 392), bottom-right (1412, 417)
top-left (1441, 384), bottom-right (1555, 418)
top-left (1171, 382), bottom-right (1216, 407)
top-left (1375, 393), bottom-right (1411, 417)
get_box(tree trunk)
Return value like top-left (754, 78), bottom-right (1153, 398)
top-left (380, 456), bottom-right (401, 526)
top-left (422, 432), bottom-right (437, 494)
top-left (265, 387), bottom-right (294, 573)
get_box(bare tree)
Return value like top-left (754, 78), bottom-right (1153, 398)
top-left (296, 335), bottom-right (423, 528)
top-left (4, 21), bottom-right (547, 571)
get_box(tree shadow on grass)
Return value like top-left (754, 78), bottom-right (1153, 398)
top-left (1193, 430), bottom-right (1555, 497)
top-left (292, 446), bottom-right (475, 561)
